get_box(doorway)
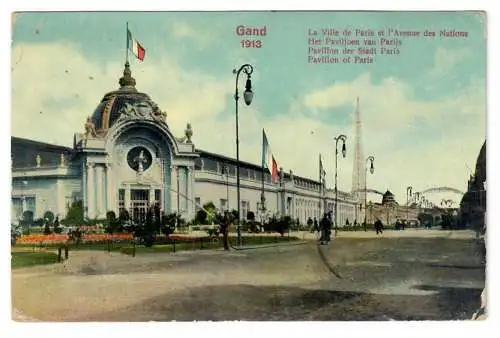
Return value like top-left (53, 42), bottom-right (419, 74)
top-left (131, 189), bottom-right (149, 222)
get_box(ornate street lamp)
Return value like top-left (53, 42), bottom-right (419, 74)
top-left (233, 64), bottom-right (254, 247)
top-left (364, 156), bottom-right (375, 231)
top-left (334, 134), bottom-right (347, 232)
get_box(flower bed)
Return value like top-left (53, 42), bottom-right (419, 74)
top-left (16, 233), bottom-right (134, 244)
top-left (16, 234), bottom-right (69, 244)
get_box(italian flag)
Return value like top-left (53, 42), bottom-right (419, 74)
top-left (262, 129), bottom-right (279, 183)
top-left (127, 29), bottom-right (146, 61)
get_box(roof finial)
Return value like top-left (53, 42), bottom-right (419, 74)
top-left (119, 61), bottom-right (136, 89)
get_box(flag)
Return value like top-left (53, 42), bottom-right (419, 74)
top-left (127, 29), bottom-right (146, 61)
top-left (319, 154), bottom-right (326, 184)
top-left (262, 129), bottom-right (279, 183)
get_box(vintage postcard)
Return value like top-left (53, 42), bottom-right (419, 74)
top-left (10, 11), bottom-right (486, 321)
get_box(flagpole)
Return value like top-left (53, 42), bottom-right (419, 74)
top-left (260, 129), bottom-right (266, 223)
top-left (319, 154), bottom-right (323, 216)
top-left (126, 22), bottom-right (129, 63)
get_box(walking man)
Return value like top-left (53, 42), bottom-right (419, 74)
top-left (319, 213), bottom-right (331, 245)
top-left (374, 218), bottom-right (383, 235)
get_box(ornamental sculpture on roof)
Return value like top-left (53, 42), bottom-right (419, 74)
top-left (84, 116), bottom-right (97, 139)
top-left (177, 122), bottom-right (193, 143)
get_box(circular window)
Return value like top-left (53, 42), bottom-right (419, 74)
top-left (127, 146), bottom-right (153, 172)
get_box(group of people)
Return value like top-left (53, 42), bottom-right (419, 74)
top-left (308, 213), bottom-right (334, 245)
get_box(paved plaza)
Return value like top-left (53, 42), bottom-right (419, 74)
top-left (12, 230), bottom-right (485, 321)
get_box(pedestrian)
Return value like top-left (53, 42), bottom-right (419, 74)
top-left (374, 218), bottom-right (383, 235)
top-left (319, 213), bottom-right (330, 245)
top-left (219, 211), bottom-right (230, 251)
top-left (313, 217), bottom-right (319, 234)
top-left (307, 217), bottom-right (314, 232)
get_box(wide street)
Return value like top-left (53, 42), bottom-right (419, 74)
top-left (12, 230), bottom-right (485, 321)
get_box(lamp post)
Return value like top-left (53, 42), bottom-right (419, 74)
top-left (334, 134), bottom-right (347, 232)
top-left (406, 186), bottom-right (412, 223)
top-left (233, 64), bottom-right (254, 247)
top-left (364, 156), bottom-right (375, 232)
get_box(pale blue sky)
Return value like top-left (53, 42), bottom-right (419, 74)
top-left (11, 11), bottom-right (486, 203)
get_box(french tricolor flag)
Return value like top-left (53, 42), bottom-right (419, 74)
top-left (127, 28), bottom-right (146, 61)
top-left (262, 129), bottom-right (279, 183)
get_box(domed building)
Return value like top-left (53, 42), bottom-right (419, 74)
top-left (367, 189), bottom-right (420, 227)
top-left (459, 141), bottom-right (486, 229)
top-left (381, 190), bottom-right (398, 206)
top-left (11, 63), bottom-right (360, 226)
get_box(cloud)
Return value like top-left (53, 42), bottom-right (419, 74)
top-left (169, 21), bottom-right (216, 48)
top-left (11, 42), bottom-right (485, 207)
top-left (427, 47), bottom-right (472, 77)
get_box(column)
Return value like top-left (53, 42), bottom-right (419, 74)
top-left (149, 188), bottom-right (155, 206)
top-left (87, 162), bottom-right (95, 219)
top-left (124, 185), bottom-right (130, 211)
top-left (95, 165), bottom-right (104, 218)
top-left (187, 166), bottom-right (194, 219)
top-left (105, 164), bottom-right (114, 213)
top-left (171, 165), bottom-right (178, 215)
top-left (82, 162), bottom-right (87, 217)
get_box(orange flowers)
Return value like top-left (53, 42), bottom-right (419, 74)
top-left (17, 234), bottom-right (69, 244)
top-left (16, 233), bottom-right (134, 244)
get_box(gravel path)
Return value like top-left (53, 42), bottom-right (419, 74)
top-left (12, 231), bottom-right (485, 321)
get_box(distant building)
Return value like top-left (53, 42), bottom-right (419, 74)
top-left (11, 63), bottom-right (362, 226)
top-left (367, 190), bottom-right (420, 226)
top-left (460, 141), bottom-right (486, 229)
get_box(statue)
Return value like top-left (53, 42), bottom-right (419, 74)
top-left (36, 154), bottom-right (42, 168)
top-left (150, 101), bottom-right (167, 122)
top-left (185, 123), bottom-right (193, 143)
top-left (134, 150), bottom-right (147, 173)
top-left (84, 116), bottom-right (97, 138)
top-left (60, 153), bottom-right (66, 167)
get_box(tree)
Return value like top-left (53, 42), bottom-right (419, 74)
top-left (53, 216), bottom-right (63, 234)
top-left (105, 211), bottom-right (121, 234)
top-left (21, 210), bottom-right (34, 227)
top-left (43, 219), bottom-right (52, 235)
top-left (247, 211), bottom-right (255, 222)
top-left (195, 201), bottom-right (217, 225)
top-left (43, 211), bottom-right (55, 225)
top-left (141, 206), bottom-right (156, 247)
top-left (161, 213), bottom-right (177, 236)
top-left (63, 201), bottom-right (84, 226)
top-left (307, 217), bottom-right (313, 229)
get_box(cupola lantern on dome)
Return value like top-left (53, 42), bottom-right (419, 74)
top-left (118, 61), bottom-right (137, 89)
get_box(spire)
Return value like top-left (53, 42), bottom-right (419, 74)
top-left (351, 96), bottom-right (365, 202)
top-left (119, 61), bottom-right (137, 89)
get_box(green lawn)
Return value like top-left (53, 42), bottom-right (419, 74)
top-left (120, 236), bottom-right (299, 255)
top-left (11, 251), bottom-right (60, 269)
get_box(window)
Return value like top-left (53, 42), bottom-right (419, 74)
top-left (11, 198), bottom-right (22, 220)
top-left (195, 197), bottom-right (201, 212)
top-left (25, 197), bottom-right (36, 214)
top-left (241, 201), bottom-right (248, 219)
top-left (155, 189), bottom-right (162, 210)
top-left (220, 198), bottom-right (227, 211)
top-left (118, 189), bottom-right (125, 213)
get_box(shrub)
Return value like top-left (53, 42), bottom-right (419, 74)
top-left (43, 211), bottom-right (55, 225)
top-left (43, 220), bottom-right (52, 235)
top-left (247, 211), bottom-right (256, 222)
top-left (62, 201), bottom-right (84, 226)
top-left (21, 210), bottom-right (34, 226)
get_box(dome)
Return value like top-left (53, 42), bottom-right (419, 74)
top-left (474, 141), bottom-right (486, 185)
top-left (382, 190), bottom-right (398, 205)
top-left (89, 62), bottom-right (167, 135)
